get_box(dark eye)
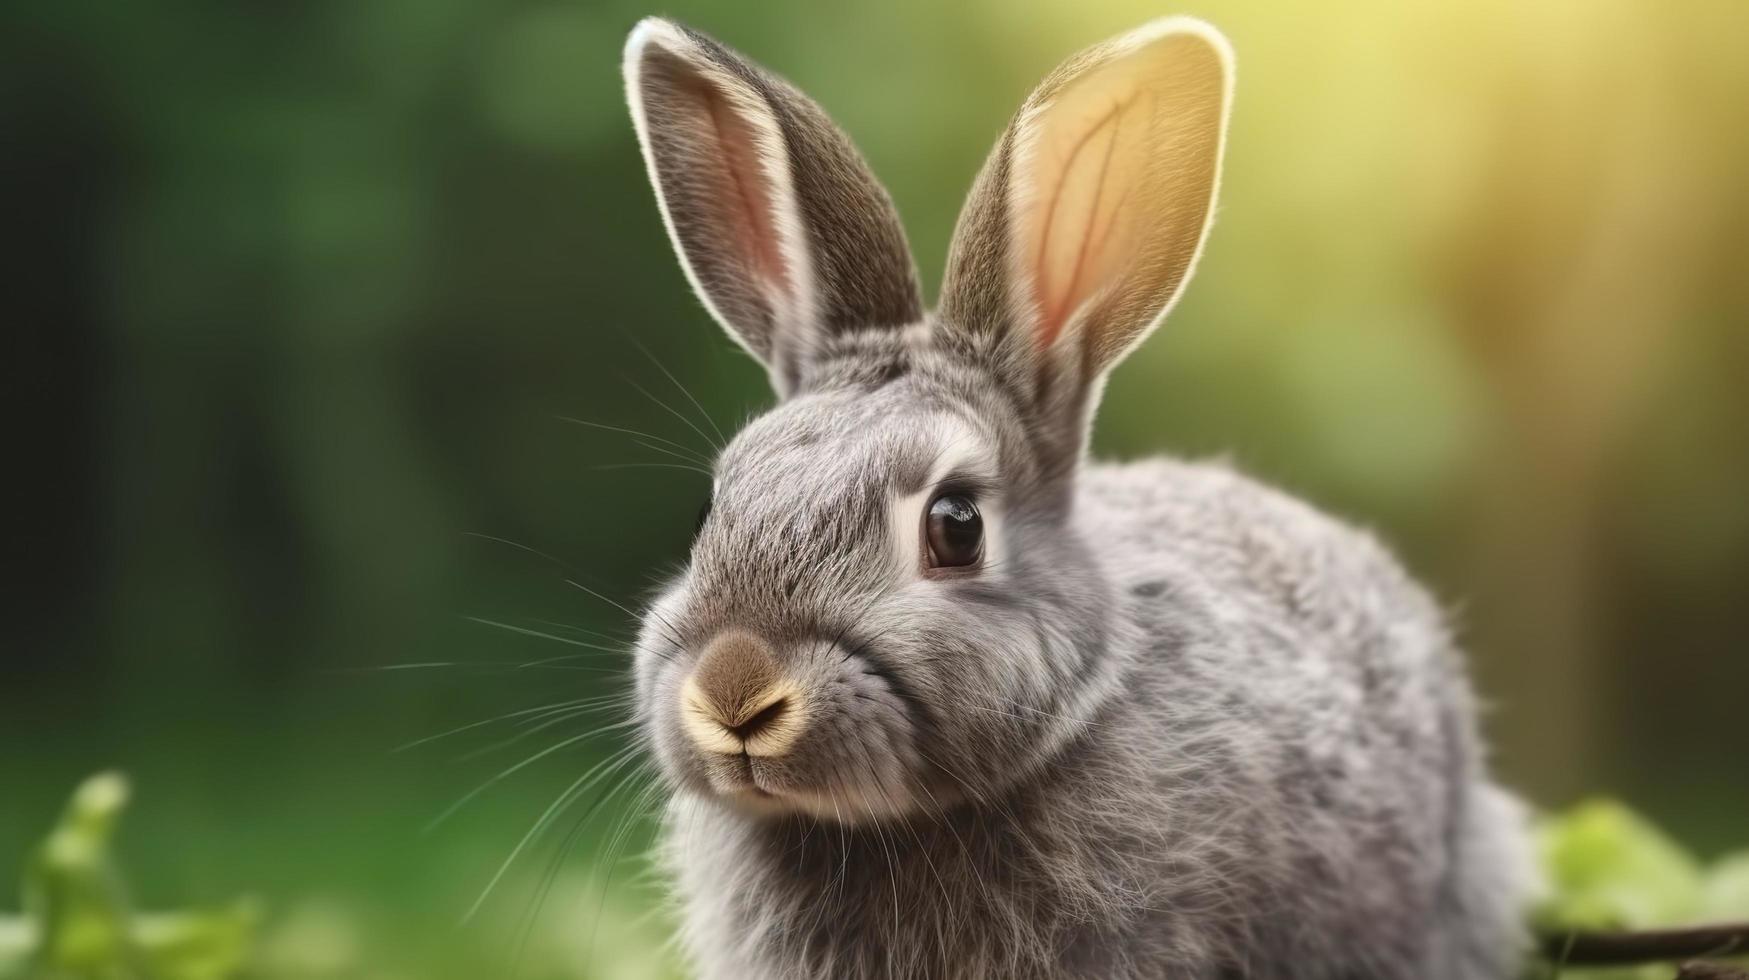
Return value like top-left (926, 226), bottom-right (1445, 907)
top-left (925, 494), bottom-right (983, 569)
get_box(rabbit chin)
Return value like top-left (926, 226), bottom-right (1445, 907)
top-left (712, 783), bottom-right (924, 825)
top-left (690, 754), bottom-right (922, 824)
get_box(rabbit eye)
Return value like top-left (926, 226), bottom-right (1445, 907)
top-left (925, 494), bottom-right (983, 570)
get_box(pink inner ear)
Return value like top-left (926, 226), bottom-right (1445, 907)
top-left (1031, 92), bottom-right (1147, 349)
top-left (684, 76), bottom-right (792, 306)
top-left (1011, 25), bottom-right (1232, 364)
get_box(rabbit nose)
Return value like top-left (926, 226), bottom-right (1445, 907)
top-left (680, 631), bottom-right (806, 758)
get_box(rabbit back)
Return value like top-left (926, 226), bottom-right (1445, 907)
top-left (1076, 456), bottom-right (1536, 978)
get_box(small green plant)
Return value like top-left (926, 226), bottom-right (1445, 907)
top-left (1, 774), bottom-right (256, 980)
top-left (1534, 800), bottom-right (1749, 979)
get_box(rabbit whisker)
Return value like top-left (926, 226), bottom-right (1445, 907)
top-left (556, 416), bottom-right (713, 466)
top-left (627, 377), bottom-right (725, 455)
top-left (395, 697), bottom-right (602, 754)
top-left (626, 336), bottom-right (730, 446)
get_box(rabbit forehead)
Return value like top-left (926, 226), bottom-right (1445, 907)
top-left (715, 385), bottom-right (992, 500)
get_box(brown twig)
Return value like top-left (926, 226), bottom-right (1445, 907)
top-left (1675, 961), bottom-right (1749, 980)
top-left (1540, 923), bottom-right (1749, 966)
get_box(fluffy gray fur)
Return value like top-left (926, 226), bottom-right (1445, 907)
top-left (619, 16), bottom-right (1535, 980)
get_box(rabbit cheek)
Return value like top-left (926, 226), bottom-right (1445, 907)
top-left (792, 655), bottom-right (922, 820)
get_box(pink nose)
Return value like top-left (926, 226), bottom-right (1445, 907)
top-left (680, 631), bottom-right (806, 757)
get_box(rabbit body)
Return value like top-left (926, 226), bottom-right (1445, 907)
top-left (661, 457), bottom-right (1531, 980)
top-left (619, 15), bottom-right (1535, 980)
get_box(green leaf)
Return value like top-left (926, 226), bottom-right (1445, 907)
top-left (25, 772), bottom-right (138, 975)
top-left (1535, 799), bottom-right (1705, 931)
top-left (1703, 851), bottom-right (1749, 921)
top-left (134, 903), bottom-right (261, 980)
top-left (0, 917), bottom-right (38, 979)
top-left (14, 772), bottom-right (261, 980)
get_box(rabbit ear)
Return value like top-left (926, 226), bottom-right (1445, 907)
top-left (624, 19), bottom-right (923, 394)
top-left (939, 18), bottom-right (1232, 390)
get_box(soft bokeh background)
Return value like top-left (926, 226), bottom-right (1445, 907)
top-left (6, 0), bottom-right (1747, 975)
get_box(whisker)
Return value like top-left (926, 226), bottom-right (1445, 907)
top-left (508, 749), bottom-right (649, 976)
top-left (393, 697), bottom-right (602, 754)
top-left (336, 662), bottom-right (471, 673)
top-left (335, 659), bottom-right (613, 675)
top-left (424, 729), bottom-right (606, 834)
top-left (984, 696), bottom-right (1110, 731)
top-left (627, 378), bottom-right (723, 455)
top-left (556, 416), bottom-right (713, 466)
top-left (566, 578), bottom-right (687, 654)
top-left (466, 616), bottom-right (628, 656)
top-left (628, 436), bottom-right (714, 468)
top-left (593, 461), bottom-right (712, 477)
top-left (585, 767), bottom-right (662, 962)
top-left (627, 337), bottom-right (729, 446)
top-left (910, 768), bottom-right (990, 930)
top-left (865, 752), bottom-right (953, 947)
top-left (859, 788), bottom-right (902, 943)
top-left (461, 531), bottom-right (576, 569)
top-left (463, 742), bottom-right (644, 924)
top-left (454, 711), bottom-right (638, 764)
top-left (509, 692), bottom-right (633, 723)
top-left (525, 618), bottom-right (634, 645)
top-left (514, 653), bottom-right (629, 672)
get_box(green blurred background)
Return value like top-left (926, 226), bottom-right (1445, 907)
top-left (6, 0), bottom-right (1747, 975)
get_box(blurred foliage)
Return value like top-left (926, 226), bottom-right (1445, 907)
top-left (4, 0), bottom-right (1747, 977)
top-left (1536, 801), bottom-right (1749, 980)
top-left (1540, 801), bottom-right (1705, 932)
top-left (3, 773), bottom-right (256, 980)
top-left (2, 775), bottom-right (676, 980)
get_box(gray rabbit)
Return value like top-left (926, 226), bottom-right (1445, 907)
top-left (620, 15), bottom-right (1536, 980)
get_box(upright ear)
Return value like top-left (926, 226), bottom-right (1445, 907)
top-left (939, 18), bottom-right (1232, 399)
top-left (624, 19), bottom-right (924, 394)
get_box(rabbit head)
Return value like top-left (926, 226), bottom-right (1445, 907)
top-left (622, 17), bottom-right (1232, 822)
